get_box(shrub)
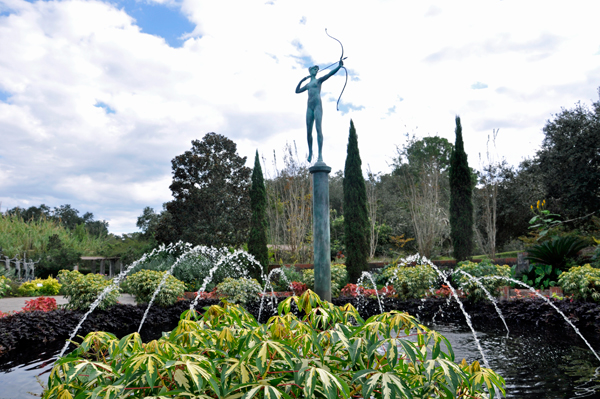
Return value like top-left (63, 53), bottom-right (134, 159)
top-left (123, 270), bottom-right (185, 307)
top-left (455, 260), bottom-right (511, 301)
top-left (22, 296), bottom-right (58, 312)
top-left (270, 265), bottom-right (303, 292)
top-left (44, 291), bottom-right (505, 398)
top-left (380, 264), bottom-right (438, 299)
top-left (18, 277), bottom-right (61, 296)
top-left (0, 276), bottom-right (11, 298)
top-left (129, 247), bottom-right (262, 292)
top-left (301, 263), bottom-right (348, 297)
top-left (59, 270), bottom-right (119, 310)
top-left (216, 277), bottom-right (262, 305)
top-left (558, 264), bottom-right (600, 301)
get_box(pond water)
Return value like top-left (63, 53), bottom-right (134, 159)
top-left (1, 324), bottom-right (599, 398)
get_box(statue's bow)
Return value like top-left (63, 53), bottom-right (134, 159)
top-left (325, 29), bottom-right (348, 111)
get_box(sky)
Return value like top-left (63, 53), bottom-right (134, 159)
top-left (0, 0), bottom-right (599, 234)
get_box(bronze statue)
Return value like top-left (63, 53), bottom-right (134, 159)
top-left (295, 60), bottom-right (344, 163)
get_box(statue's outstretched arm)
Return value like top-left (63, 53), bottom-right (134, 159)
top-left (318, 61), bottom-right (343, 83)
top-left (295, 76), bottom-right (310, 93)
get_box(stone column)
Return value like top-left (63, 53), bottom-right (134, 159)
top-left (309, 161), bottom-right (332, 302)
top-left (100, 259), bottom-right (105, 275)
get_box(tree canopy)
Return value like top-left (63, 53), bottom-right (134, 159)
top-left (161, 133), bottom-right (252, 248)
top-left (535, 93), bottom-right (600, 219)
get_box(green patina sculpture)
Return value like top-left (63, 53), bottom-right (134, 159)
top-left (295, 61), bottom-right (344, 163)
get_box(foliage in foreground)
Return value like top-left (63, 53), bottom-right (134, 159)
top-left (558, 264), bottom-right (600, 302)
top-left (44, 290), bottom-right (505, 399)
top-left (58, 270), bottom-right (120, 310)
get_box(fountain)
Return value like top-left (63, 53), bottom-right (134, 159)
top-left (57, 242), bottom-right (267, 357)
top-left (257, 267), bottom-right (296, 321)
top-left (3, 248), bottom-right (600, 398)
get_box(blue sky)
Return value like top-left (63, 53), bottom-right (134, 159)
top-left (0, 0), bottom-right (599, 234)
top-left (113, 0), bottom-right (194, 48)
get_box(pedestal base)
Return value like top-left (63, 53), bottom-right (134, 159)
top-left (309, 161), bottom-right (332, 302)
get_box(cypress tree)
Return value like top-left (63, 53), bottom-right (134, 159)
top-left (248, 150), bottom-right (269, 280)
top-left (343, 120), bottom-right (370, 282)
top-left (449, 116), bottom-right (474, 261)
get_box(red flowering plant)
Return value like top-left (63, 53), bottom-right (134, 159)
top-left (432, 284), bottom-right (465, 299)
top-left (340, 283), bottom-right (396, 298)
top-left (289, 281), bottom-right (308, 295)
top-left (0, 310), bottom-right (12, 318)
top-left (22, 296), bottom-right (58, 312)
top-left (198, 287), bottom-right (219, 299)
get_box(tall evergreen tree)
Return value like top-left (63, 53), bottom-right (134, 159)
top-left (449, 116), bottom-right (474, 261)
top-left (248, 150), bottom-right (269, 279)
top-left (343, 120), bottom-right (369, 282)
top-left (163, 133), bottom-right (251, 247)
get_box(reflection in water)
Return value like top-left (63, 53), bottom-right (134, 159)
top-left (0, 343), bottom-right (60, 398)
top-left (429, 323), bottom-right (600, 398)
top-left (1, 324), bottom-right (599, 398)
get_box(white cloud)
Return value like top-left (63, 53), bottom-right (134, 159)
top-left (0, 0), bottom-right (599, 233)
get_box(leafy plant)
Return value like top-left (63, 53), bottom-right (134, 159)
top-left (216, 277), bottom-right (262, 305)
top-left (519, 263), bottom-right (560, 289)
top-left (58, 269), bottom-right (119, 310)
top-left (455, 260), bottom-right (511, 301)
top-left (526, 235), bottom-right (588, 271)
top-left (123, 270), bottom-right (185, 307)
top-left (380, 263), bottom-right (438, 299)
top-left (527, 199), bottom-right (562, 240)
top-left (44, 290), bottom-right (505, 399)
top-left (22, 296), bottom-right (58, 312)
top-left (301, 263), bottom-right (349, 297)
top-left (18, 276), bottom-right (61, 296)
top-left (558, 264), bottom-right (600, 301)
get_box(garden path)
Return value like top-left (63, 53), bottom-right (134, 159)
top-left (0, 294), bottom-right (136, 312)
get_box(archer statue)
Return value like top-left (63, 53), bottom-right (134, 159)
top-left (295, 29), bottom-right (347, 164)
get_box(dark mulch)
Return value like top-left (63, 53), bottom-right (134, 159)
top-left (2, 296), bottom-right (600, 360)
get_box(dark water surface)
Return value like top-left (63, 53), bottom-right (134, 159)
top-left (1, 324), bottom-right (600, 399)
